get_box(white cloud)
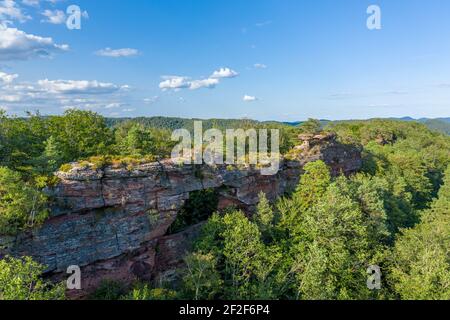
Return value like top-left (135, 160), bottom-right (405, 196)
top-left (189, 78), bottom-right (219, 90)
top-left (159, 76), bottom-right (190, 91)
top-left (0, 93), bottom-right (21, 102)
top-left (41, 9), bottom-right (65, 24)
top-left (254, 63), bottom-right (267, 69)
top-left (243, 95), bottom-right (258, 102)
top-left (40, 8), bottom-right (88, 25)
top-left (159, 76), bottom-right (220, 91)
top-left (0, 0), bottom-right (31, 23)
top-left (95, 47), bottom-right (140, 58)
top-left (38, 79), bottom-right (124, 94)
top-left (122, 108), bottom-right (135, 112)
top-left (143, 96), bottom-right (159, 104)
top-left (0, 77), bottom-right (133, 115)
top-left (104, 102), bottom-right (124, 109)
top-left (23, 0), bottom-right (65, 6)
top-left (0, 70), bottom-right (18, 83)
top-left (0, 25), bottom-right (69, 60)
top-left (22, 0), bottom-right (40, 7)
top-left (210, 67), bottom-right (239, 79)
top-left (159, 67), bottom-right (238, 92)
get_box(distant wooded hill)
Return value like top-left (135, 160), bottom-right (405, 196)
top-left (106, 116), bottom-right (450, 135)
top-left (105, 116), bottom-right (282, 131)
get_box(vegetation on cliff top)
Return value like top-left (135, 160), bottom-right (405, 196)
top-left (0, 110), bottom-right (449, 300)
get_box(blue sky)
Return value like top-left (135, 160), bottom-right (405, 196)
top-left (1, 0), bottom-right (450, 121)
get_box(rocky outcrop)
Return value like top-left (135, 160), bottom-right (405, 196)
top-left (0, 133), bottom-right (362, 298)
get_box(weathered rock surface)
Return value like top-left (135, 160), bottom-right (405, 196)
top-left (0, 133), bottom-right (362, 298)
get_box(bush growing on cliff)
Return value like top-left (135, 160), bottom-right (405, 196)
top-left (0, 167), bottom-right (49, 236)
top-left (0, 256), bottom-right (65, 300)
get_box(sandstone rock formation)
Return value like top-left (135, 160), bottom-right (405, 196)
top-left (0, 133), bottom-right (362, 298)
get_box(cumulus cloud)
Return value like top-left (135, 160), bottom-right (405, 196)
top-left (0, 25), bottom-right (69, 60)
top-left (0, 70), bottom-right (18, 83)
top-left (40, 9), bottom-right (65, 24)
top-left (95, 47), bottom-right (140, 58)
top-left (0, 77), bottom-right (132, 115)
top-left (159, 76), bottom-right (191, 91)
top-left (243, 95), bottom-right (258, 102)
top-left (189, 78), bottom-right (219, 90)
top-left (159, 76), bottom-right (220, 91)
top-left (37, 79), bottom-right (124, 94)
top-left (210, 67), bottom-right (239, 79)
top-left (0, 0), bottom-right (31, 23)
top-left (160, 67), bottom-right (238, 92)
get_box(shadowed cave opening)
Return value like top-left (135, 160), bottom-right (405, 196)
top-left (167, 188), bottom-right (220, 235)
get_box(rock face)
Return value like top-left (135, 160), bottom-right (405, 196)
top-left (0, 133), bottom-right (362, 298)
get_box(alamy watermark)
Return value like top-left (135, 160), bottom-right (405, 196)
top-left (66, 5), bottom-right (88, 30)
top-left (66, 265), bottom-right (81, 290)
top-left (171, 121), bottom-right (280, 175)
top-left (367, 5), bottom-right (382, 30)
top-left (367, 265), bottom-right (382, 290)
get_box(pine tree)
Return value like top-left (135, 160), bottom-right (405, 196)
top-left (255, 192), bottom-right (274, 240)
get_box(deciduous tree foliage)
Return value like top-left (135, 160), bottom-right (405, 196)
top-left (0, 256), bottom-right (65, 300)
top-left (0, 167), bottom-right (48, 235)
top-left (389, 166), bottom-right (450, 300)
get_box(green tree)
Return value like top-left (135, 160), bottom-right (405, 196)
top-left (182, 252), bottom-right (222, 300)
top-left (300, 119), bottom-right (322, 134)
top-left (295, 160), bottom-right (331, 210)
top-left (0, 112), bottom-right (49, 175)
top-left (116, 123), bottom-right (154, 156)
top-left (191, 211), bottom-right (285, 299)
top-left (291, 183), bottom-right (374, 300)
top-left (254, 192), bottom-right (274, 240)
top-left (48, 109), bottom-right (113, 163)
top-left (114, 121), bottom-right (175, 158)
top-left (0, 167), bottom-right (48, 235)
top-left (279, 161), bottom-right (331, 234)
top-left (0, 256), bottom-right (65, 300)
top-left (42, 135), bottom-right (65, 172)
top-left (389, 166), bottom-right (450, 300)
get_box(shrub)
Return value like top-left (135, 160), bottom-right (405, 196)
top-left (59, 163), bottom-right (72, 173)
top-left (121, 283), bottom-right (178, 300)
top-left (0, 256), bottom-right (65, 300)
top-left (90, 280), bottom-right (127, 300)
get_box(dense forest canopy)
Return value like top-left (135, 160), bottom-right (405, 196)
top-left (0, 109), bottom-right (449, 300)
